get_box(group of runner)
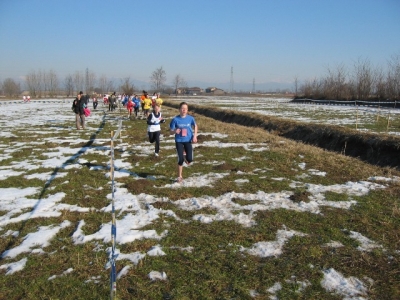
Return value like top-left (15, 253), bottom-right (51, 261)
top-left (124, 91), bottom-right (197, 182)
top-left (125, 94), bottom-right (198, 182)
top-left (138, 91), bottom-right (163, 117)
top-left (146, 100), bottom-right (198, 182)
top-left (101, 91), bottom-right (164, 118)
top-left (76, 90), bottom-right (197, 183)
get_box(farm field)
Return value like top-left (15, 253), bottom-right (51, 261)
top-left (0, 98), bottom-right (399, 299)
top-left (178, 95), bottom-right (400, 136)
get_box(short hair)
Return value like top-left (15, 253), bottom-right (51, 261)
top-left (179, 102), bottom-right (188, 108)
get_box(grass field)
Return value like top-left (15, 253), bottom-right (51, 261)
top-left (178, 95), bottom-right (400, 136)
top-left (0, 98), bottom-right (399, 299)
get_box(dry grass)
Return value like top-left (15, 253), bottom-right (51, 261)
top-left (0, 101), bottom-right (399, 299)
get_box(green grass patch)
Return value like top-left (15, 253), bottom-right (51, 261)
top-left (0, 103), bottom-right (399, 299)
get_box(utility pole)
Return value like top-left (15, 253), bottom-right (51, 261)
top-left (85, 67), bottom-right (89, 94)
top-left (230, 66), bottom-right (234, 93)
top-left (252, 78), bottom-right (255, 94)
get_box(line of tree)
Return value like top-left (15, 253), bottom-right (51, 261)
top-left (296, 54), bottom-right (400, 101)
top-left (1, 66), bottom-right (188, 98)
top-left (1, 78), bottom-right (21, 97)
top-left (7, 54), bottom-right (398, 100)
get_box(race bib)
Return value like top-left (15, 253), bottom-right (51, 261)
top-left (181, 128), bottom-right (187, 137)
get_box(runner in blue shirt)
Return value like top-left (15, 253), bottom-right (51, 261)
top-left (169, 102), bottom-right (198, 183)
top-left (133, 95), bottom-right (141, 118)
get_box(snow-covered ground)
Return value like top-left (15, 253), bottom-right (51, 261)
top-left (178, 95), bottom-right (400, 136)
top-left (0, 99), bottom-right (398, 298)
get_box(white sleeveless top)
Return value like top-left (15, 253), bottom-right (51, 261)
top-left (147, 112), bottom-right (162, 132)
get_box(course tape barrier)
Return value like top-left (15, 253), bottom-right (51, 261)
top-left (109, 119), bottom-right (123, 300)
top-left (291, 98), bottom-right (398, 109)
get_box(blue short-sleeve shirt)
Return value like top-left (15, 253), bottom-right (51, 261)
top-left (169, 115), bottom-right (196, 142)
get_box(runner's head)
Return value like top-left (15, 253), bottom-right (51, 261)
top-left (154, 103), bottom-right (161, 112)
top-left (179, 102), bottom-right (188, 117)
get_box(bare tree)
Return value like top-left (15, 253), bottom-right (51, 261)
top-left (107, 80), bottom-right (115, 94)
top-left (73, 71), bottom-right (84, 94)
top-left (386, 53), bottom-right (400, 100)
top-left (374, 68), bottom-right (386, 100)
top-left (299, 79), bottom-right (311, 98)
top-left (84, 68), bottom-right (97, 94)
top-left (353, 57), bottom-right (375, 100)
top-left (25, 70), bottom-right (42, 98)
top-left (323, 63), bottom-right (347, 100)
top-left (150, 66), bottom-right (166, 91)
top-left (98, 75), bottom-right (114, 95)
top-left (346, 79), bottom-right (357, 100)
top-left (333, 63), bottom-right (347, 100)
top-left (120, 77), bottom-right (135, 95)
top-left (42, 70), bottom-right (48, 97)
top-left (2, 78), bottom-right (21, 97)
top-left (88, 71), bottom-right (96, 94)
top-left (64, 74), bottom-right (74, 97)
top-left (98, 75), bottom-right (108, 95)
top-left (85, 68), bottom-right (89, 93)
top-left (302, 78), bottom-right (323, 99)
top-left (321, 73), bottom-right (333, 99)
top-left (172, 74), bottom-right (187, 95)
top-left (47, 69), bottom-right (59, 97)
top-left (296, 53), bottom-right (400, 101)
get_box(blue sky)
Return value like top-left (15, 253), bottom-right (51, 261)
top-left (0, 0), bottom-right (399, 91)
